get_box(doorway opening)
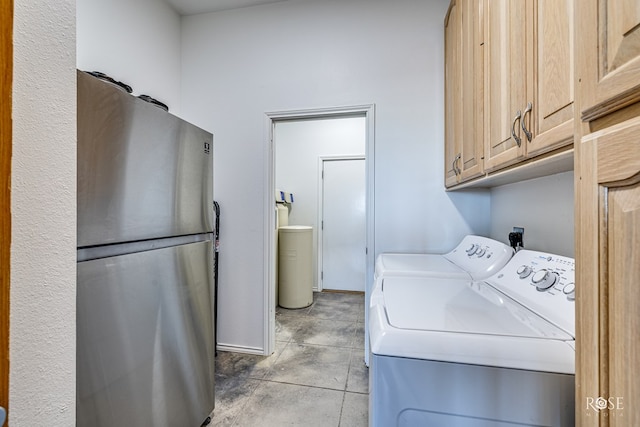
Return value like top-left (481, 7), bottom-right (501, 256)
top-left (263, 105), bottom-right (375, 355)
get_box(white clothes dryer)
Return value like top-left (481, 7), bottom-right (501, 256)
top-left (365, 235), bottom-right (513, 365)
top-left (368, 250), bottom-right (576, 427)
top-left (374, 235), bottom-right (514, 281)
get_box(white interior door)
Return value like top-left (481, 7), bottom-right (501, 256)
top-left (321, 158), bottom-right (366, 291)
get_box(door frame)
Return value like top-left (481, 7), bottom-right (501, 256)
top-left (316, 155), bottom-right (365, 292)
top-left (1, 0), bottom-right (12, 416)
top-left (263, 104), bottom-right (375, 355)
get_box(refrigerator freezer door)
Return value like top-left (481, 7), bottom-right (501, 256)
top-left (77, 70), bottom-right (214, 247)
top-left (77, 240), bottom-right (215, 427)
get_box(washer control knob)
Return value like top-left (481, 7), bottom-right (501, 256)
top-left (476, 247), bottom-right (486, 257)
top-left (563, 282), bottom-right (576, 301)
top-left (516, 265), bottom-right (532, 279)
top-left (532, 269), bottom-right (557, 291)
top-left (466, 244), bottom-right (478, 255)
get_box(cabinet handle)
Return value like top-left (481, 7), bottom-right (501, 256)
top-left (511, 110), bottom-right (522, 147)
top-left (521, 102), bottom-right (532, 142)
top-left (453, 153), bottom-right (461, 176)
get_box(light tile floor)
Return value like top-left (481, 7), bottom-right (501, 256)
top-left (211, 292), bottom-right (368, 427)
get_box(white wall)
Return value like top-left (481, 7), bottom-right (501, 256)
top-left (490, 172), bottom-right (575, 257)
top-left (77, 0), bottom-right (183, 115)
top-left (12, 0), bottom-right (77, 425)
top-left (275, 116), bottom-right (366, 288)
top-left (181, 0), bottom-right (492, 351)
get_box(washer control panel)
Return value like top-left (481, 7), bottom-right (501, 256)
top-left (485, 250), bottom-right (575, 337)
top-left (444, 235), bottom-right (514, 280)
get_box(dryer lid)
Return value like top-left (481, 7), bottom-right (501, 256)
top-left (382, 276), bottom-right (572, 341)
top-left (375, 253), bottom-right (467, 278)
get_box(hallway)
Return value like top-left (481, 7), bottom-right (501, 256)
top-left (212, 292), bottom-right (368, 426)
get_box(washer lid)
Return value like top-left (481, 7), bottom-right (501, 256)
top-left (382, 276), bottom-right (572, 340)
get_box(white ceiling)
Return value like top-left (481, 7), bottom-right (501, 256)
top-left (164, 0), bottom-right (291, 16)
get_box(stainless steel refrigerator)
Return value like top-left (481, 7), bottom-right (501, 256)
top-left (76, 70), bottom-right (215, 426)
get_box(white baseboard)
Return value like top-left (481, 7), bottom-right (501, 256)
top-left (216, 343), bottom-right (267, 356)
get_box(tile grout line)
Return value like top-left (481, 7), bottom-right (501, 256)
top-left (227, 378), bottom-right (263, 427)
top-left (337, 390), bottom-right (348, 427)
top-left (253, 377), bottom-right (350, 394)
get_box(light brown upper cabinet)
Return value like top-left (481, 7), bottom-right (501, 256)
top-left (527, 0), bottom-right (575, 156)
top-left (445, 0), bottom-right (484, 187)
top-left (580, 0), bottom-right (640, 122)
top-left (484, 0), bottom-right (529, 172)
top-left (461, 0), bottom-right (484, 182)
top-left (483, 0), bottom-right (575, 173)
top-left (445, 0), bottom-right (462, 187)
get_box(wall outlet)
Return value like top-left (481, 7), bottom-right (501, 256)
top-left (509, 227), bottom-right (524, 251)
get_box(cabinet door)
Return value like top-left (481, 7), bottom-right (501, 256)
top-left (526, 0), bottom-right (574, 156)
top-left (460, 0), bottom-right (484, 181)
top-left (580, 0), bottom-right (640, 121)
top-left (484, 0), bottom-right (528, 172)
top-left (445, 0), bottom-right (462, 187)
top-left (577, 116), bottom-right (640, 426)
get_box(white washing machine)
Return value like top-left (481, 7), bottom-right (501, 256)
top-left (365, 235), bottom-right (513, 365)
top-left (369, 250), bottom-right (576, 427)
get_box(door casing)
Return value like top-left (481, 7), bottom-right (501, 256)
top-left (264, 104), bottom-right (375, 356)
